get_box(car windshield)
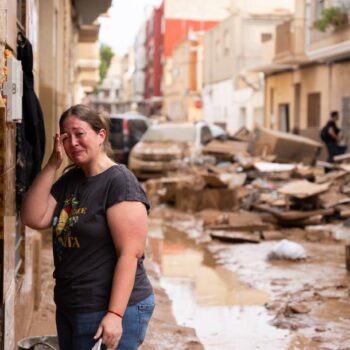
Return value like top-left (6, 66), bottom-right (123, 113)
top-left (142, 125), bottom-right (196, 142)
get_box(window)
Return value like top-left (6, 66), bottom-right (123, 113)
top-left (278, 104), bottom-right (290, 132)
top-left (270, 87), bottom-right (275, 128)
top-left (200, 126), bottom-right (212, 144)
top-left (129, 120), bottom-right (149, 145)
top-left (17, 0), bottom-right (26, 29)
top-left (261, 33), bottom-right (272, 43)
top-left (215, 39), bottom-right (220, 61)
top-left (294, 83), bottom-right (301, 127)
top-left (223, 30), bottom-right (230, 55)
top-left (307, 92), bottom-right (321, 127)
top-left (254, 107), bottom-right (264, 127)
top-left (239, 107), bottom-right (246, 128)
top-left (342, 96), bottom-right (350, 148)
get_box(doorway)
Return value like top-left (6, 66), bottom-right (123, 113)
top-left (278, 104), bottom-right (290, 132)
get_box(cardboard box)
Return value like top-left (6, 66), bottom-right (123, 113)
top-left (175, 187), bottom-right (238, 212)
top-left (249, 127), bottom-right (323, 165)
top-left (203, 139), bottom-right (249, 159)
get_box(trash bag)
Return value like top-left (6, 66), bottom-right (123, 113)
top-left (267, 239), bottom-right (307, 260)
top-left (91, 338), bottom-right (102, 350)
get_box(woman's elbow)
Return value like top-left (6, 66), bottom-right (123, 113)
top-left (20, 214), bottom-right (49, 230)
top-left (20, 212), bottom-right (30, 227)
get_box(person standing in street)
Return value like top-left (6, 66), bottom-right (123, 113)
top-left (21, 104), bottom-right (155, 350)
top-left (320, 110), bottom-right (341, 163)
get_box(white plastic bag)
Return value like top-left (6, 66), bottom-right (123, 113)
top-left (91, 338), bottom-right (102, 350)
top-left (268, 239), bottom-right (307, 260)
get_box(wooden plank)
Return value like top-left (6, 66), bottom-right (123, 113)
top-left (252, 204), bottom-right (334, 221)
top-left (210, 230), bottom-right (261, 243)
top-left (277, 180), bottom-right (329, 199)
top-left (209, 223), bottom-right (270, 231)
top-left (334, 153), bottom-right (350, 162)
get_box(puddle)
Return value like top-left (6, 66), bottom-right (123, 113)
top-left (149, 222), bottom-right (290, 349)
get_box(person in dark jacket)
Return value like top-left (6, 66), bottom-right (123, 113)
top-left (320, 111), bottom-right (341, 163)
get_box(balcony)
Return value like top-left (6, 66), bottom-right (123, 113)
top-left (307, 6), bottom-right (350, 60)
top-left (77, 41), bottom-right (100, 92)
top-left (273, 19), bottom-right (308, 65)
top-left (79, 24), bottom-right (100, 43)
top-left (74, 0), bottom-right (112, 24)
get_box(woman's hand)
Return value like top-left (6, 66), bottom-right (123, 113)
top-left (47, 133), bottom-right (65, 169)
top-left (94, 313), bottom-right (123, 349)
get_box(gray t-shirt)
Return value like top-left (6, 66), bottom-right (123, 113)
top-left (51, 164), bottom-right (153, 313)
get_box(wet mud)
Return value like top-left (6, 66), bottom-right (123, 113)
top-left (148, 207), bottom-right (350, 350)
top-left (25, 206), bottom-right (350, 350)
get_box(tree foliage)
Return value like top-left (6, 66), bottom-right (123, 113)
top-left (99, 44), bottom-right (114, 83)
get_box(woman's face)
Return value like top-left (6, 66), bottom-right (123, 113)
top-left (61, 115), bottom-right (105, 166)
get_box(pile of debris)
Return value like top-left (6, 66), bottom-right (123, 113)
top-left (145, 127), bottom-right (350, 245)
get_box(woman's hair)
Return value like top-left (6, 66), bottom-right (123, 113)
top-left (59, 104), bottom-right (113, 156)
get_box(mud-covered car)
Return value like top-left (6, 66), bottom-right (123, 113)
top-left (128, 122), bottom-right (218, 179)
top-left (108, 112), bottom-right (150, 164)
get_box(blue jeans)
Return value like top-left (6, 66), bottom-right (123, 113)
top-left (56, 293), bottom-right (155, 350)
top-left (325, 141), bottom-right (337, 163)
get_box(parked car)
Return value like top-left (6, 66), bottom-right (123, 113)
top-left (128, 121), bottom-right (217, 179)
top-left (108, 112), bottom-right (150, 164)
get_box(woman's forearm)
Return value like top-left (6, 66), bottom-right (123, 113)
top-left (108, 254), bottom-right (138, 316)
top-left (21, 163), bottom-right (58, 228)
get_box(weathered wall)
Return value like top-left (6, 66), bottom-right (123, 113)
top-left (0, 0), bottom-right (22, 347)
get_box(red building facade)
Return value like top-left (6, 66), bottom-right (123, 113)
top-left (144, 3), bottom-right (164, 116)
top-left (144, 0), bottom-right (219, 116)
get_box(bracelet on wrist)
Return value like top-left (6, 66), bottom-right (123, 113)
top-left (108, 310), bottom-right (123, 319)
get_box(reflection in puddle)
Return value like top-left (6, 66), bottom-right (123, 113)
top-left (149, 223), bottom-right (290, 349)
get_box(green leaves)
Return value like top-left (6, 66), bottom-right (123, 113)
top-left (99, 44), bottom-right (114, 83)
top-left (314, 6), bottom-right (348, 32)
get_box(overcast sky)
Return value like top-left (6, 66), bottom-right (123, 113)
top-left (98, 0), bottom-right (162, 55)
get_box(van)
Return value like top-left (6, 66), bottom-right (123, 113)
top-left (108, 112), bottom-right (150, 164)
top-left (128, 121), bottom-right (221, 179)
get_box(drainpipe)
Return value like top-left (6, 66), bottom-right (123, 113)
top-left (328, 62), bottom-right (332, 120)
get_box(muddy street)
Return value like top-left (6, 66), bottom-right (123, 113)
top-left (148, 207), bottom-right (350, 350)
top-left (24, 204), bottom-right (350, 350)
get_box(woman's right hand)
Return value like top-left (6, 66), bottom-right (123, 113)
top-left (94, 313), bottom-right (123, 349)
top-left (47, 133), bottom-right (64, 169)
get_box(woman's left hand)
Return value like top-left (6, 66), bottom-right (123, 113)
top-left (94, 313), bottom-right (122, 349)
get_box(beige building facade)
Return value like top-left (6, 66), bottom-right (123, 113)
top-left (202, 2), bottom-right (294, 133)
top-left (0, 1), bottom-right (111, 348)
top-left (262, 0), bottom-right (350, 148)
top-left (163, 34), bottom-right (204, 121)
top-left (93, 55), bottom-right (123, 114)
